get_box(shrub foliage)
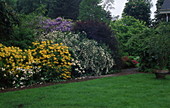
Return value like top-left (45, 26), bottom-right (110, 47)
top-left (110, 16), bottom-right (148, 56)
top-left (37, 31), bottom-right (115, 76)
top-left (73, 20), bottom-right (121, 68)
top-left (139, 22), bottom-right (170, 71)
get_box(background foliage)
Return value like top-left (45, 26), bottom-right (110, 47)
top-left (110, 16), bottom-right (148, 56)
top-left (78, 0), bottom-right (111, 23)
top-left (140, 22), bottom-right (170, 71)
top-left (0, 1), bottom-right (19, 41)
top-left (48, 0), bottom-right (82, 20)
top-left (123, 0), bottom-right (152, 26)
top-left (16, 0), bottom-right (82, 20)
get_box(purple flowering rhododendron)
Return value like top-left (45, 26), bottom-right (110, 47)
top-left (39, 17), bottom-right (74, 33)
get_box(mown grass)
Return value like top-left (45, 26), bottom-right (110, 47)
top-left (0, 73), bottom-right (170, 108)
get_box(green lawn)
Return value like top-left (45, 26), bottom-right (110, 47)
top-left (0, 73), bottom-right (170, 108)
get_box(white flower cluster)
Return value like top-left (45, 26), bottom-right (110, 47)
top-left (10, 67), bottom-right (42, 88)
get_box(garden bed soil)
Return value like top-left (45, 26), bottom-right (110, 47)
top-left (0, 68), bottom-right (144, 93)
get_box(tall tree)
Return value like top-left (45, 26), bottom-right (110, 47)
top-left (78, 0), bottom-right (111, 23)
top-left (48, 0), bottom-right (82, 20)
top-left (123, 0), bottom-right (152, 26)
top-left (0, 1), bottom-right (18, 41)
top-left (16, 0), bottom-right (82, 20)
top-left (16, 0), bottom-right (48, 14)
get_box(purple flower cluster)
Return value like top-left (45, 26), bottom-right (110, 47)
top-left (39, 17), bottom-right (74, 33)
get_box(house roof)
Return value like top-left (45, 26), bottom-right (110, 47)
top-left (160, 0), bottom-right (170, 14)
top-left (161, 0), bottom-right (170, 10)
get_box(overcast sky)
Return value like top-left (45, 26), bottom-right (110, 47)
top-left (110, 0), bottom-right (158, 19)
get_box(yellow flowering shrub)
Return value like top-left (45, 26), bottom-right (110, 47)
top-left (30, 41), bottom-right (72, 80)
top-left (0, 41), bottom-right (72, 89)
top-left (0, 44), bottom-right (29, 74)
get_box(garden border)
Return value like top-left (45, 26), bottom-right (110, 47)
top-left (0, 68), bottom-right (144, 93)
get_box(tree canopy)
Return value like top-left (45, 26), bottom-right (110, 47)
top-left (78, 0), bottom-right (111, 23)
top-left (0, 1), bottom-right (18, 40)
top-left (123, 0), bottom-right (152, 26)
top-left (48, 0), bottom-right (82, 20)
top-left (16, 0), bottom-right (82, 20)
top-left (110, 16), bottom-right (148, 56)
top-left (16, 0), bottom-right (48, 14)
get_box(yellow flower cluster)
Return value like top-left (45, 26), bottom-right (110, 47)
top-left (0, 41), bottom-right (72, 79)
top-left (31, 41), bottom-right (72, 79)
top-left (0, 44), bottom-right (31, 74)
